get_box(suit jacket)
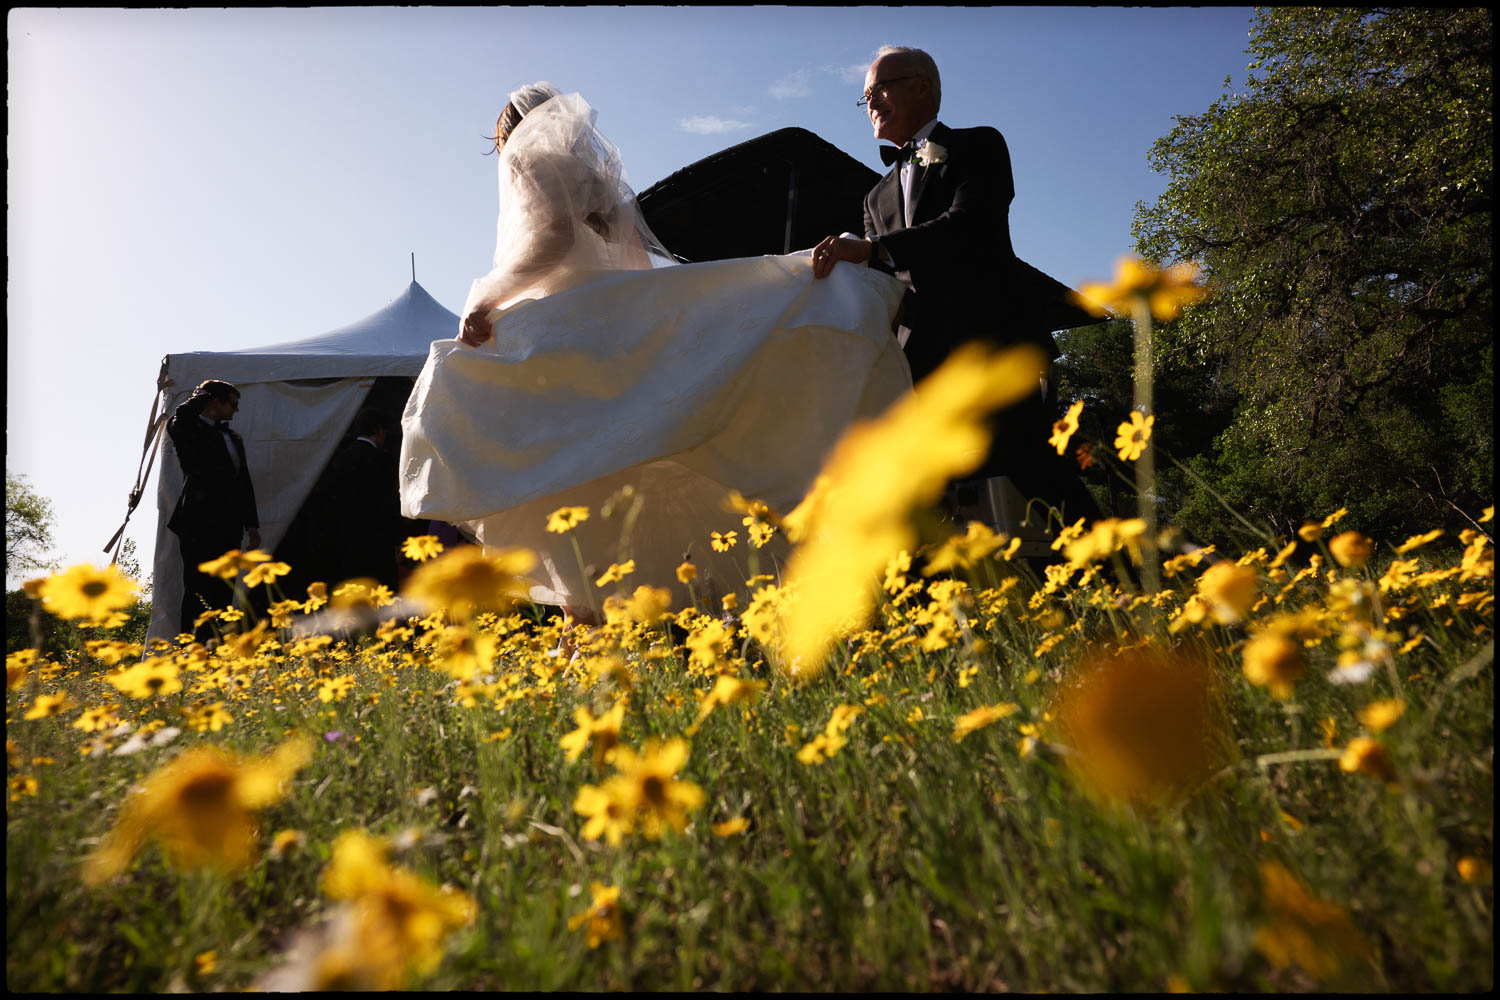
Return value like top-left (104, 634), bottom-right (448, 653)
top-left (166, 397), bottom-right (259, 541)
top-left (318, 436), bottom-right (404, 586)
top-left (863, 121), bottom-right (1058, 385)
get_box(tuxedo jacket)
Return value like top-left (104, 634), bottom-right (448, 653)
top-left (864, 121), bottom-right (1058, 385)
top-left (166, 397), bottom-right (259, 541)
top-left (317, 436), bottom-right (405, 586)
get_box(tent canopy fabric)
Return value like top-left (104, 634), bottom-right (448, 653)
top-left (638, 126), bottom-right (878, 260)
top-left (145, 280), bottom-right (459, 641)
top-left (167, 280), bottom-right (460, 385)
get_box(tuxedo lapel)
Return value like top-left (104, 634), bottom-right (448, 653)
top-left (906, 121), bottom-right (950, 226)
top-left (873, 169), bottom-right (903, 235)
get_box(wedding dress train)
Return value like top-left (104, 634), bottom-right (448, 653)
top-left (398, 88), bottom-right (910, 608)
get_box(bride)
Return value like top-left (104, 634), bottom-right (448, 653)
top-left (399, 82), bottom-right (911, 616)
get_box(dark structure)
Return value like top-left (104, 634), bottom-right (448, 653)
top-left (637, 126), bottom-right (1098, 339)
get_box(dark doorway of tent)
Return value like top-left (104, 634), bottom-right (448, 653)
top-left (274, 376), bottom-right (466, 606)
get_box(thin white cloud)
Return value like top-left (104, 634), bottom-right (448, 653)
top-left (678, 115), bottom-right (753, 135)
top-left (826, 62), bottom-right (870, 85)
top-left (769, 69), bottom-right (812, 99)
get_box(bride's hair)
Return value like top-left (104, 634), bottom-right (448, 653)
top-left (487, 81), bottom-right (564, 153)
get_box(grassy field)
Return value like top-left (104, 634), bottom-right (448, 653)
top-left (6, 334), bottom-right (1494, 992)
top-left (7, 497), bottom-right (1493, 992)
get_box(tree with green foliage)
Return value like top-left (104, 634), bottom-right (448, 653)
top-left (1132, 7), bottom-right (1492, 543)
top-left (6, 470), bottom-right (60, 583)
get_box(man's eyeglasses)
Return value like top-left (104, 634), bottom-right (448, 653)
top-left (857, 75), bottom-right (920, 108)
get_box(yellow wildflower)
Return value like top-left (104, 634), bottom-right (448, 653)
top-left (688, 674), bottom-right (766, 736)
top-left (1297, 522), bottom-right (1324, 543)
top-left (1049, 399), bottom-right (1084, 456)
top-left (1064, 517), bottom-right (1147, 569)
top-left (244, 560), bottom-right (292, 588)
top-left (685, 619), bottom-right (731, 672)
top-left (316, 828), bottom-right (477, 989)
top-left (83, 735), bottom-right (313, 885)
top-left (1114, 411), bottom-right (1154, 462)
top-left (106, 657), bottom-right (184, 700)
top-left (924, 520), bottom-right (1007, 575)
top-left (1075, 256), bottom-right (1207, 322)
top-left (1357, 698), bottom-right (1405, 733)
top-left (778, 343), bottom-right (1048, 675)
top-left (594, 560), bottom-right (636, 587)
top-left (1339, 737), bottom-right (1395, 781)
top-left (7, 648), bottom-right (39, 689)
top-left (36, 563), bottom-right (138, 625)
top-left (796, 729), bottom-right (848, 765)
top-left (675, 561), bottom-right (697, 584)
top-left (1241, 631), bottom-right (1305, 701)
top-left (574, 782), bottom-right (635, 845)
top-left (710, 530), bottom-right (738, 552)
top-left (951, 702), bottom-right (1020, 742)
top-left (23, 691), bottom-right (75, 720)
top-left (608, 738), bottom-right (706, 840)
top-left (545, 506), bottom-right (589, 533)
top-left (1328, 531), bottom-right (1373, 569)
top-left (317, 675), bottom-right (355, 703)
top-left (84, 640), bottom-right (144, 667)
top-left (402, 546), bottom-right (536, 621)
top-left (303, 581), bottom-right (329, 613)
top-left (401, 535), bottom-right (445, 562)
top-left (745, 520), bottom-right (776, 548)
top-left (1197, 562), bottom-right (1260, 624)
top-left (187, 701), bottom-right (234, 733)
top-left (270, 829), bottom-right (305, 858)
top-left (1457, 857), bottom-right (1492, 885)
top-left (622, 585), bottom-right (674, 625)
top-left (1253, 861), bottom-right (1367, 981)
top-left (1052, 646), bottom-right (1229, 807)
top-left (568, 882), bottom-right (625, 948)
top-left (1394, 529), bottom-right (1442, 555)
top-left (559, 702), bottom-right (627, 769)
top-left (73, 704), bottom-right (122, 733)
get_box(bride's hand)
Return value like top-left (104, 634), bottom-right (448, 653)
top-left (459, 308), bottom-right (494, 347)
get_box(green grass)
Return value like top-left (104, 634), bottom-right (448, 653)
top-left (5, 523), bottom-right (1494, 992)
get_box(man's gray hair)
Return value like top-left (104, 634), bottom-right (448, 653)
top-left (875, 45), bottom-right (941, 108)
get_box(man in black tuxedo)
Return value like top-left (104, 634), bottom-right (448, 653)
top-left (812, 46), bottom-right (1097, 525)
top-left (315, 408), bottom-right (406, 591)
top-left (166, 379), bottom-right (260, 639)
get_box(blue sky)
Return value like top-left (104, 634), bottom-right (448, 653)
top-left (7, 6), bottom-right (1257, 582)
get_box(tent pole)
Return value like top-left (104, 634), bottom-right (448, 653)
top-left (411, 252), bottom-right (416, 283)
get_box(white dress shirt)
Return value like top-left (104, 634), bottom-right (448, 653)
top-left (900, 118), bottom-right (940, 228)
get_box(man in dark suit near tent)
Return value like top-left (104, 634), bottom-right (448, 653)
top-left (313, 408), bottom-right (407, 591)
top-left (166, 379), bottom-right (260, 640)
top-left (812, 45), bottom-right (1097, 525)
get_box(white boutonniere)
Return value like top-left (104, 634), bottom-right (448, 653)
top-left (912, 139), bottom-right (948, 167)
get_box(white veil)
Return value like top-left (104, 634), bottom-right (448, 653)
top-left (461, 84), bottom-right (673, 324)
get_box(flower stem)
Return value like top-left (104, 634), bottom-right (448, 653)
top-left (1131, 296), bottom-right (1161, 593)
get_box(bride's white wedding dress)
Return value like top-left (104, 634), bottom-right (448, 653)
top-left (399, 89), bottom-right (910, 608)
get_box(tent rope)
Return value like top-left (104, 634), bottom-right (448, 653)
top-left (102, 361), bottom-right (171, 564)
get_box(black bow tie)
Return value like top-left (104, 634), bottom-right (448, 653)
top-left (880, 142), bottom-right (915, 167)
top-left (216, 422), bottom-right (232, 431)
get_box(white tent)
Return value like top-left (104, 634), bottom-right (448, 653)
top-left (122, 280), bottom-right (460, 642)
